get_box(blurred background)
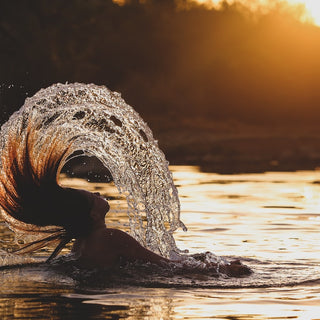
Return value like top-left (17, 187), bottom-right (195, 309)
top-left (1, 0), bottom-right (320, 173)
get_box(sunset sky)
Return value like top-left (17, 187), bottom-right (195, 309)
top-left (192, 0), bottom-right (320, 24)
top-left (114, 0), bottom-right (320, 25)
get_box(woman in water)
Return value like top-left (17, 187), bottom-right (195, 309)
top-left (0, 126), bottom-right (251, 277)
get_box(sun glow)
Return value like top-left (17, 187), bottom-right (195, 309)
top-left (112, 0), bottom-right (320, 26)
top-left (192, 0), bottom-right (320, 26)
top-left (287, 0), bottom-right (320, 25)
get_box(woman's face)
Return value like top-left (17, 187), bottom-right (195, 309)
top-left (76, 189), bottom-right (110, 221)
top-left (91, 192), bottom-right (110, 218)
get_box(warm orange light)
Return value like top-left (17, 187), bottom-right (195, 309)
top-left (112, 0), bottom-right (126, 5)
top-left (290, 0), bottom-right (320, 26)
top-left (191, 0), bottom-right (320, 26)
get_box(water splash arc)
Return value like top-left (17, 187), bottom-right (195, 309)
top-left (0, 83), bottom-right (186, 258)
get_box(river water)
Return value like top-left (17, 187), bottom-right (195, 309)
top-left (1, 165), bottom-right (320, 319)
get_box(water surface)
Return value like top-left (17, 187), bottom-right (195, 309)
top-left (1, 166), bottom-right (320, 319)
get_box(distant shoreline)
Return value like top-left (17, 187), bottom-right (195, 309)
top-left (153, 122), bottom-right (320, 174)
top-left (163, 136), bottom-right (320, 174)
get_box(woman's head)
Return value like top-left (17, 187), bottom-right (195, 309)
top-left (59, 188), bottom-right (110, 235)
top-left (75, 189), bottom-right (110, 224)
top-left (8, 185), bottom-right (97, 237)
top-left (51, 187), bottom-right (97, 237)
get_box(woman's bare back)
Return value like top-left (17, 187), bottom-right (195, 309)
top-left (72, 227), bottom-right (168, 268)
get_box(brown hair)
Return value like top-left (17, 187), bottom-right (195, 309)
top-left (0, 124), bottom-right (93, 260)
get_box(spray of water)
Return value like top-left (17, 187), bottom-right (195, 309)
top-left (0, 83), bottom-right (186, 258)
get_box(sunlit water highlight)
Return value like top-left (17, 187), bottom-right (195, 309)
top-left (1, 167), bottom-right (320, 319)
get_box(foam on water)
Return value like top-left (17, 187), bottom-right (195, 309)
top-left (2, 252), bottom-right (320, 289)
top-left (0, 83), bottom-right (186, 258)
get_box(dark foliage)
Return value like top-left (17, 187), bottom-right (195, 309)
top-left (1, 0), bottom-right (320, 126)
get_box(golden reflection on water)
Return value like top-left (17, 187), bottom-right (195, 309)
top-left (172, 288), bottom-right (320, 320)
top-left (62, 286), bottom-right (320, 320)
top-left (2, 166), bottom-right (320, 319)
top-left (172, 166), bottom-right (320, 263)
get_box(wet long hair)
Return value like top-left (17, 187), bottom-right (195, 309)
top-left (0, 125), bottom-right (94, 261)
